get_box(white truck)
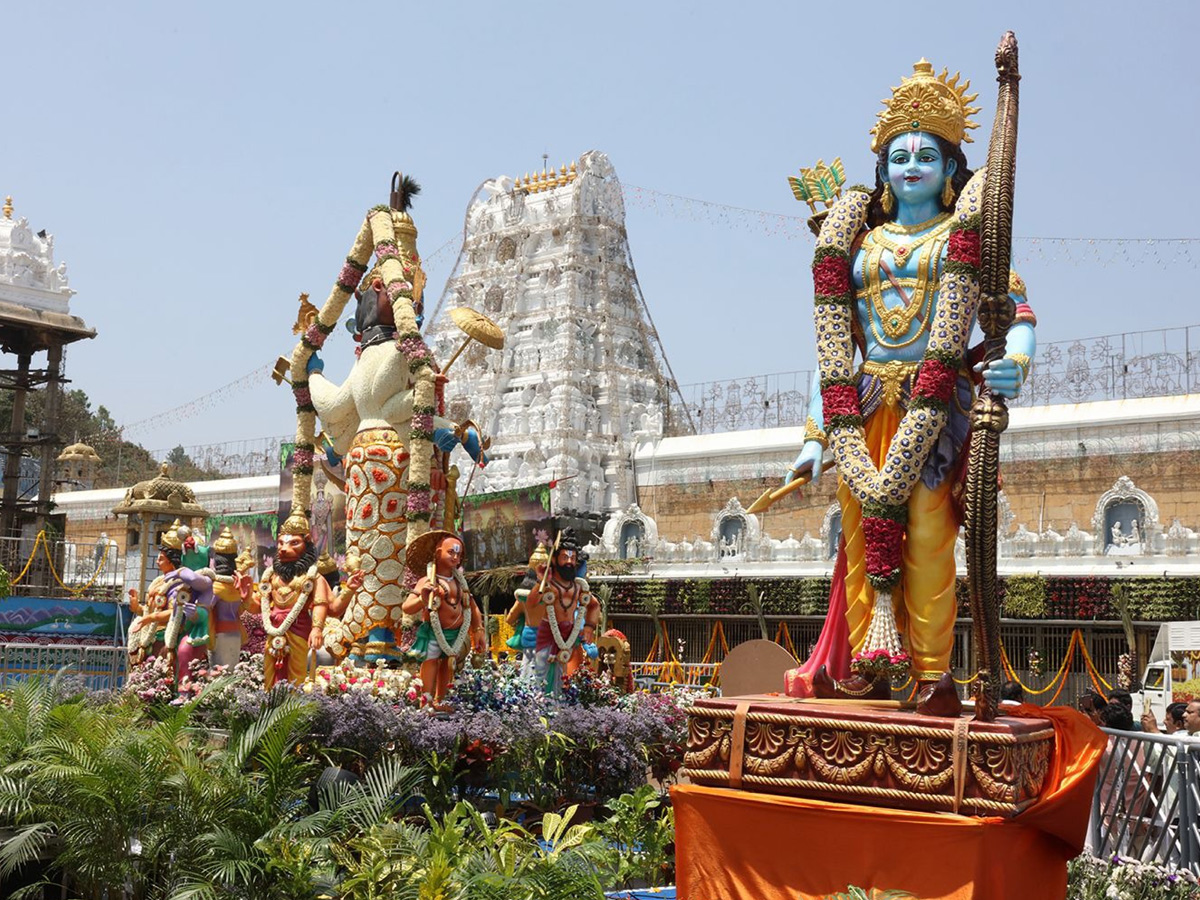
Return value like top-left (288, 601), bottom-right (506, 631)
top-left (1136, 621), bottom-right (1200, 721)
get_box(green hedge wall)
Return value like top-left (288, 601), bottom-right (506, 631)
top-left (602, 575), bottom-right (1200, 621)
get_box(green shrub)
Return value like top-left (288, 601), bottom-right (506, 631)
top-left (1002, 574), bottom-right (1048, 619)
top-left (680, 579), bottom-right (711, 614)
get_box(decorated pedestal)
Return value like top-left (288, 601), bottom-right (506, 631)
top-left (681, 695), bottom-right (1054, 816)
top-left (675, 698), bottom-right (1105, 900)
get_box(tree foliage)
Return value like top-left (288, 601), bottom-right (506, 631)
top-left (0, 385), bottom-right (224, 490)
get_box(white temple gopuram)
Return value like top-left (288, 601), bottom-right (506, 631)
top-left (426, 151), bottom-right (690, 516)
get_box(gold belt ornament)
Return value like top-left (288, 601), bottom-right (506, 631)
top-left (861, 359), bottom-right (920, 409)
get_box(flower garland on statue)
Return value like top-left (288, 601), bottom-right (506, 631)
top-left (850, 648), bottom-right (912, 684)
top-left (129, 583), bottom-right (168, 654)
top-left (545, 582), bottom-right (589, 664)
top-left (813, 169), bottom-right (986, 653)
top-left (286, 202), bottom-right (437, 608)
top-left (162, 581), bottom-right (192, 652)
top-left (258, 565), bottom-right (319, 658)
top-left (427, 569), bottom-right (474, 659)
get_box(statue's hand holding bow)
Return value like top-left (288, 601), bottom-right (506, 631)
top-left (975, 355), bottom-right (1029, 399)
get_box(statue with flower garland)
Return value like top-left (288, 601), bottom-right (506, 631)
top-left (281, 175), bottom-right (491, 667)
top-left (780, 57), bottom-right (1037, 716)
top-left (128, 521), bottom-right (210, 681)
top-left (127, 524), bottom-right (183, 665)
top-left (400, 529), bottom-right (486, 704)
top-left (247, 510), bottom-right (334, 689)
top-left (679, 43), bottom-right (1107, 899)
top-left (167, 567), bottom-right (213, 682)
top-left (527, 528), bottom-right (600, 696)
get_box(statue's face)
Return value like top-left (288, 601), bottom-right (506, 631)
top-left (883, 132), bottom-right (955, 210)
top-left (277, 533), bottom-right (307, 563)
top-left (156, 551), bottom-right (174, 574)
top-left (435, 537), bottom-right (463, 571)
top-left (555, 548), bottom-right (578, 577)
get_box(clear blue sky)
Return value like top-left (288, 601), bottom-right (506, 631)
top-left (6, 1), bottom-right (1197, 454)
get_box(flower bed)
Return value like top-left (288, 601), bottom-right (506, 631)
top-left (120, 652), bottom-right (698, 807)
top-left (1067, 854), bottom-right (1200, 898)
top-left (0, 655), bottom-right (693, 898)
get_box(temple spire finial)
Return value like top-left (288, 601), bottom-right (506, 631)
top-left (3, 197), bottom-right (11, 220)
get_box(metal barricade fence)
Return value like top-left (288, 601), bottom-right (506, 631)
top-left (1092, 728), bottom-right (1200, 874)
top-left (0, 642), bottom-right (127, 691)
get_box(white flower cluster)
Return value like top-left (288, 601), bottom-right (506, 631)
top-left (304, 659), bottom-right (423, 705)
top-left (1072, 853), bottom-right (1198, 900)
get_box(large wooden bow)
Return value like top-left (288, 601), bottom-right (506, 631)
top-left (965, 32), bottom-right (1021, 722)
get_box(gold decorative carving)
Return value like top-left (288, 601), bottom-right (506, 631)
top-left (683, 702), bottom-right (1054, 816)
top-left (899, 737), bottom-right (950, 775)
top-left (820, 730), bottom-right (867, 766)
top-left (871, 59), bottom-right (980, 152)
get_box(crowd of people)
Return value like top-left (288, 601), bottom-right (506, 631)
top-left (1070, 687), bottom-right (1200, 739)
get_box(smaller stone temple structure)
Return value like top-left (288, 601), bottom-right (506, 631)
top-left (112, 464), bottom-right (210, 600)
top-left (56, 442), bottom-right (102, 492)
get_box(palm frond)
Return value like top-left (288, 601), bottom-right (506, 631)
top-left (0, 821), bottom-right (55, 876)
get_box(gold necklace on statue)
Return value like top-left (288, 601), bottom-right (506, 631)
top-left (859, 220), bottom-right (949, 346)
top-left (878, 211), bottom-right (952, 249)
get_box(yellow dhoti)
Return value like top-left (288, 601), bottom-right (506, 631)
top-left (264, 630), bottom-right (311, 690)
top-left (839, 402), bottom-right (959, 679)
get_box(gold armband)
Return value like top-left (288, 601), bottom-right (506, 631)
top-left (803, 416), bottom-right (828, 450)
top-left (1006, 353), bottom-right (1032, 382)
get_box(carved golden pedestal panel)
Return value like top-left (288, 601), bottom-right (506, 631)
top-left (681, 695), bottom-right (1054, 817)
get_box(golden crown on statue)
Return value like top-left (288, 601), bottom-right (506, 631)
top-left (870, 59), bottom-right (981, 152)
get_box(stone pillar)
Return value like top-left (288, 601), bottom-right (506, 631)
top-left (34, 342), bottom-right (64, 536)
top-left (1, 351), bottom-right (31, 539)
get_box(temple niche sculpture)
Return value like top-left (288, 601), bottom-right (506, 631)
top-left (425, 151), bottom-right (689, 517)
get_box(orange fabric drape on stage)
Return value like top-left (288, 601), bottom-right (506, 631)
top-left (673, 706), bottom-right (1105, 900)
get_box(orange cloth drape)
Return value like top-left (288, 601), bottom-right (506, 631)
top-left (673, 706), bottom-right (1105, 900)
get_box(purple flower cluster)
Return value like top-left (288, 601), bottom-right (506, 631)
top-left (397, 336), bottom-right (427, 358)
top-left (303, 323), bottom-right (326, 349)
top-left (309, 690), bottom-right (405, 764)
top-left (337, 262), bottom-right (361, 291)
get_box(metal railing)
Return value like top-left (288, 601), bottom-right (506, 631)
top-left (0, 642), bottom-right (127, 691)
top-left (607, 614), bottom-right (1155, 704)
top-left (674, 324), bottom-right (1200, 435)
top-left (1091, 728), bottom-right (1200, 874)
top-left (0, 535), bottom-right (124, 601)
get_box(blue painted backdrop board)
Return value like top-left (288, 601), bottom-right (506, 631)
top-left (0, 597), bottom-right (129, 643)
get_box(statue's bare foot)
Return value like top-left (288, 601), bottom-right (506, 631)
top-left (915, 672), bottom-right (963, 717)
